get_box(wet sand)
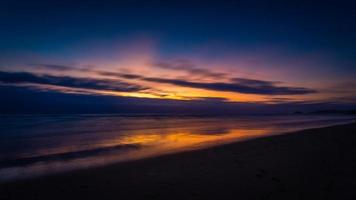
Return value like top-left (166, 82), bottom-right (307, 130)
top-left (1, 123), bottom-right (356, 200)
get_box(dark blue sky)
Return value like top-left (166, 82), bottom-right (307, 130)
top-left (0, 0), bottom-right (355, 113)
top-left (1, 0), bottom-right (355, 57)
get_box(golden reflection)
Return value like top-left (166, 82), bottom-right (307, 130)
top-left (17, 124), bottom-right (272, 162)
top-left (115, 128), bottom-right (269, 160)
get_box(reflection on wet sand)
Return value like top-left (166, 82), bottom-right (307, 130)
top-left (0, 115), bottom-right (354, 181)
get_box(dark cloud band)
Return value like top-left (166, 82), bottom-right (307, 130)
top-left (0, 71), bottom-right (146, 92)
top-left (142, 77), bottom-right (316, 95)
top-left (31, 64), bottom-right (317, 95)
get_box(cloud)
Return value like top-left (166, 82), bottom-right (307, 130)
top-left (97, 71), bottom-right (142, 79)
top-left (153, 60), bottom-right (227, 79)
top-left (189, 97), bottom-right (229, 102)
top-left (1, 85), bottom-right (350, 115)
top-left (33, 63), bottom-right (143, 79)
top-left (0, 71), bottom-right (147, 92)
top-left (231, 78), bottom-right (281, 87)
top-left (31, 64), bottom-right (76, 71)
top-left (30, 63), bottom-right (317, 95)
top-left (142, 77), bottom-right (316, 95)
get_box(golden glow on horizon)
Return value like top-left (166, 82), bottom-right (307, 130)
top-left (22, 79), bottom-right (338, 104)
top-left (9, 42), bottom-right (355, 104)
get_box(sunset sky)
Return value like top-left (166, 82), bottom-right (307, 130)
top-left (1, 0), bottom-right (355, 113)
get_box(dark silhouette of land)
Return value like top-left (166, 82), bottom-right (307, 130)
top-left (309, 109), bottom-right (356, 115)
top-left (1, 123), bottom-right (356, 200)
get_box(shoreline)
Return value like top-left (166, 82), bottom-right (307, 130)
top-left (1, 122), bottom-right (356, 199)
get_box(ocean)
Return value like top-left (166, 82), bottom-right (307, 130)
top-left (0, 114), bottom-right (354, 182)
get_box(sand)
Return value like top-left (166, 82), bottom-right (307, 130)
top-left (1, 123), bottom-right (356, 200)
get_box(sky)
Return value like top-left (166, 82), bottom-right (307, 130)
top-left (0, 0), bottom-right (355, 114)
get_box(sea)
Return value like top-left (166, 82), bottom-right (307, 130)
top-left (0, 114), bottom-right (355, 182)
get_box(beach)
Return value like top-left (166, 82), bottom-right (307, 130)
top-left (2, 0), bottom-right (356, 199)
top-left (1, 122), bottom-right (356, 200)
